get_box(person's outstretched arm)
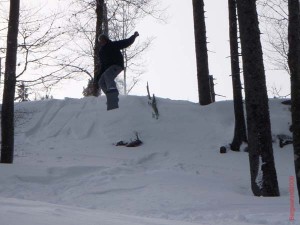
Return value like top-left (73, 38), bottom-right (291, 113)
top-left (113, 32), bottom-right (139, 49)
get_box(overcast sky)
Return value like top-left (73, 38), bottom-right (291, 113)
top-left (2, 0), bottom-right (291, 102)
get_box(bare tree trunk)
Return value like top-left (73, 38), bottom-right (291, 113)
top-left (123, 62), bottom-right (127, 95)
top-left (228, 0), bottom-right (247, 151)
top-left (1, 0), bottom-right (20, 164)
top-left (192, 0), bottom-right (212, 105)
top-left (122, 3), bottom-right (127, 95)
top-left (236, 0), bottom-right (280, 196)
top-left (103, 1), bottom-right (109, 36)
top-left (209, 75), bottom-right (215, 102)
top-left (0, 57), bottom-right (2, 87)
top-left (288, 0), bottom-right (300, 204)
top-left (93, 0), bottom-right (104, 96)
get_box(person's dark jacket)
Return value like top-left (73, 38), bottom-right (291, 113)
top-left (98, 35), bottom-right (137, 78)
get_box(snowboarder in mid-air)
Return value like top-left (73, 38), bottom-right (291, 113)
top-left (96, 31), bottom-right (139, 110)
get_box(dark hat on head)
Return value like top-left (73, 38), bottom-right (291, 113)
top-left (98, 33), bottom-right (110, 42)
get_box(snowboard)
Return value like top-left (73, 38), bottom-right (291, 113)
top-left (106, 89), bottom-right (119, 110)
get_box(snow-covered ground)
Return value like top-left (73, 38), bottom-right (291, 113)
top-left (0, 96), bottom-right (298, 225)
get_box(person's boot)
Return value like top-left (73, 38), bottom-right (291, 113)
top-left (106, 88), bottom-right (119, 110)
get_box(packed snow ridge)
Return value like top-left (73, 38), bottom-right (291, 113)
top-left (0, 95), bottom-right (299, 225)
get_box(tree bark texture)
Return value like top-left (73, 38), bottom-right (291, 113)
top-left (288, 0), bottom-right (300, 204)
top-left (93, 0), bottom-right (104, 96)
top-left (1, 0), bottom-right (20, 164)
top-left (192, 0), bottom-right (212, 105)
top-left (236, 0), bottom-right (280, 196)
top-left (228, 0), bottom-right (248, 151)
top-left (209, 75), bottom-right (215, 102)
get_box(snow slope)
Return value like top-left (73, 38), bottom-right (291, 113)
top-left (0, 95), bottom-right (299, 225)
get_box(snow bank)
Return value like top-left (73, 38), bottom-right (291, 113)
top-left (0, 96), bottom-right (298, 225)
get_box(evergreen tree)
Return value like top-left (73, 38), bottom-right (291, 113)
top-left (83, 78), bottom-right (97, 97)
top-left (16, 82), bottom-right (30, 102)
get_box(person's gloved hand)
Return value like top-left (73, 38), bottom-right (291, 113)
top-left (134, 31), bottom-right (139, 37)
